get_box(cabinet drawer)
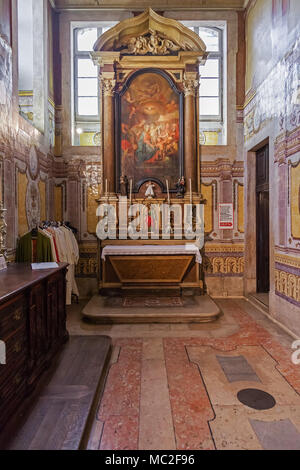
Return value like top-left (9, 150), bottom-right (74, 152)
top-left (0, 296), bottom-right (26, 339)
top-left (0, 328), bottom-right (27, 384)
top-left (0, 373), bottom-right (27, 430)
top-left (0, 362), bottom-right (27, 416)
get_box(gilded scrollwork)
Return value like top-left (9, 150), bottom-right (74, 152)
top-left (275, 268), bottom-right (300, 303)
top-left (76, 257), bottom-right (98, 277)
top-left (205, 256), bottom-right (245, 275)
top-left (75, 243), bottom-right (98, 278)
top-left (119, 30), bottom-right (182, 56)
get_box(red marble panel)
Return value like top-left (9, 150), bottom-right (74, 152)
top-left (98, 339), bottom-right (143, 450)
top-left (163, 299), bottom-right (300, 449)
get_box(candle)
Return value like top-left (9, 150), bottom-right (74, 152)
top-left (105, 179), bottom-right (108, 196)
top-left (130, 179), bottom-right (133, 205)
top-left (189, 178), bottom-right (192, 204)
top-left (166, 180), bottom-right (170, 205)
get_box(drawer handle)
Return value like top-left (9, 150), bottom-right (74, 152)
top-left (13, 309), bottom-right (22, 321)
top-left (15, 374), bottom-right (22, 386)
top-left (14, 342), bottom-right (22, 353)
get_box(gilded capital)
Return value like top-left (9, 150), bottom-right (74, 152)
top-left (101, 77), bottom-right (116, 97)
top-left (183, 77), bottom-right (199, 97)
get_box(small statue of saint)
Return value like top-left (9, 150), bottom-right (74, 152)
top-left (120, 175), bottom-right (128, 197)
top-left (175, 176), bottom-right (186, 198)
top-left (145, 181), bottom-right (156, 199)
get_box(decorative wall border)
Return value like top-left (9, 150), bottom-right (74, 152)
top-left (275, 266), bottom-right (300, 307)
top-left (275, 253), bottom-right (300, 270)
top-left (75, 242), bottom-right (98, 278)
top-left (204, 244), bottom-right (244, 276)
top-left (275, 126), bottom-right (300, 163)
top-left (205, 243), bottom-right (244, 253)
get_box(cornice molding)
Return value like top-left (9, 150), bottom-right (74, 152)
top-left (53, 1), bottom-right (247, 11)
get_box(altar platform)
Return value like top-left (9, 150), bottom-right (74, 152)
top-left (82, 294), bottom-right (221, 324)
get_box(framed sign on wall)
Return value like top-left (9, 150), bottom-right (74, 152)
top-left (219, 203), bottom-right (234, 230)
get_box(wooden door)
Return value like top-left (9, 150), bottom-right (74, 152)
top-left (256, 145), bottom-right (270, 293)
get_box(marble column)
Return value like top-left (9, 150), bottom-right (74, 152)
top-left (101, 76), bottom-right (116, 195)
top-left (183, 76), bottom-right (199, 193)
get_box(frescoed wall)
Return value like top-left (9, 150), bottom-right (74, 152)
top-left (244, 0), bottom-right (300, 335)
top-left (0, 0), bottom-right (11, 45)
top-left (4, 1), bottom-right (300, 334)
top-left (0, 0), bottom-right (56, 260)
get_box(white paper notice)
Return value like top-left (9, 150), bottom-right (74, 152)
top-left (219, 203), bottom-right (234, 230)
top-left (31, 263), bottom-right (59, 270)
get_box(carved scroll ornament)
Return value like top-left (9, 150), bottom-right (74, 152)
top-left (120, 30), bottom-right (182, 56)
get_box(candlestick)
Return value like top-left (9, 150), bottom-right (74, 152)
top-left (166, 180), bottom-right (170, 205)
top-left (189, 178), bottom-right (192, 204)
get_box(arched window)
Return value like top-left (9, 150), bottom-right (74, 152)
top-left (198, 27), bottom-right (223, 122)
top-left (73, 23), bottom-right (117, 146)
top-left (182, 22), bottom-right (227, 145)
top-left (18, 0), bottom-right (34, 123)
top-left (17, 0), bottom-right (46, 133)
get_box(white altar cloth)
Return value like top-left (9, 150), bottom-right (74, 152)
top-left (101, 244), bottom-right (202, 264)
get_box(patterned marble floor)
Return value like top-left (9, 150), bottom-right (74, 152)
top-left (67, 298), bottom-right (300, 450)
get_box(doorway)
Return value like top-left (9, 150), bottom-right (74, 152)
top-left (256, 144), bottom-right (270, 294)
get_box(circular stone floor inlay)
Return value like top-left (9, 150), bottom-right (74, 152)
top-left (237, 389), bottom-right (276, 410)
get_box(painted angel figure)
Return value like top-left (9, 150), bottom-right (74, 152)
top-left (145, 181), bottom-right (156, 199)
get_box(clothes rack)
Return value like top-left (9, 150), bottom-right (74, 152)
top-left (16, 221), bottom-right (80, 305)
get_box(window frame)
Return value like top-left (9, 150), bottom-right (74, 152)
top-left (73, 26), bottom-right (101, 122)
top-left (196, 26), bottom-right (224, 123)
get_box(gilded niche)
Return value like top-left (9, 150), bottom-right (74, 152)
top-left (115, 30), bottom-right (183, 56)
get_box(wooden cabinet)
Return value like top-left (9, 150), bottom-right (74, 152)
top-left (0, 264), bottom-right (69, 430)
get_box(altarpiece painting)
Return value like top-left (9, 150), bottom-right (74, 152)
top-left (117, 70), bottom-right (183, 192)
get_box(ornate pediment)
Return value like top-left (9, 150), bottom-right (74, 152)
top-left (93, 8), bottom-right (206, 56)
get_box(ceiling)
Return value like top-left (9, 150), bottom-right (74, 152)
top-left (53, 0), bottom-right (250, 11)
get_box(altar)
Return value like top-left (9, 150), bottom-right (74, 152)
top-left (88, 9), bottom-right (220, 320)
top-left (100, 241), bottom-right (202, 294)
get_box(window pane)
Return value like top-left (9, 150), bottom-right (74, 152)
top-left (200, 78), bottom-right (219, 97)
top-left (198, 27), bottom-right (219, 51)
top-left (200, 59), bottom-right (219, 78)
top-left (102, 26), bottom-right (112, 33)
top-left (77, 28), bottom-right (98, 51)
top-left (200, 97), bottom-right (220, 116)
top-left (78, 97), bottom-right (98, 115)
top-left (78, 78), bottom-right (98, 97)
top-left (77, 58), bottom-right (97, 78)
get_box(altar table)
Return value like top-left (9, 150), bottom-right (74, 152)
top-left (99, 243), bottom-right (203, 294)
top-left (101, 244), bottom-right (202, 264)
